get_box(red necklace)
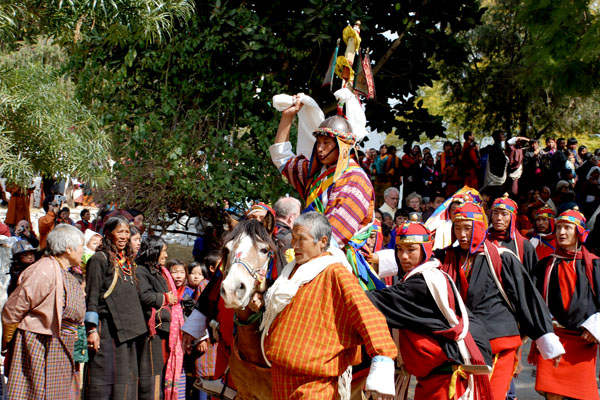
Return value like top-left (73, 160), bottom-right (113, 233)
top-left (116, 251), bottom-right (134, 284)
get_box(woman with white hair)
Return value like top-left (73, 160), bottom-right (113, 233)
top-left (2, 224), bottom-right (86, 399)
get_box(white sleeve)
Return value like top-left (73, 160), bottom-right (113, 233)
top-left (535, 332), bottom-right (565, 359)
top-left (269, 142), bottom-right (295, 172)
top-left (377, 249), bottom-right (398, 279)
top-left (181, 309), bottom-right (207, 339)
top-left (579, 312), bottom-right (600, 343)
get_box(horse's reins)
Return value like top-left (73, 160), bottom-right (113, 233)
top-left (230, 251), bottom-right (274, 286)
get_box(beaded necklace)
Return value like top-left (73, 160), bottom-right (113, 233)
top-left (116, 251), bottom-right (134, 284)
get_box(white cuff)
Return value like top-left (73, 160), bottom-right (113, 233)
top-left (200, 330), bottom-right (210, 341)
top-left (365, 356), bottom-right (395, 396)
top-left (269, 142), bottom-right (294, 172)
top-left (579, 313), bottom-right (600, 343)
top-left (535, 332), bottom-right (565, 359)
top-left (377, 249), bottom-right (398, 279)
top-left (181, 309), bottom-right (207, 339)
top-left (507, 137), bottom-right (517, 145)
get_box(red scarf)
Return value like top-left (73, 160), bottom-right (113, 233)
top-left (162, 267), bottom-right (185, 400)
top-left (488, 228), bottom-right (525, 263)
top-left (432, 278), bottom-right (493, 400)
top-left (543, 246), bottom-right (599, 301)
top-left (441, 240), bottom-right (503, 301)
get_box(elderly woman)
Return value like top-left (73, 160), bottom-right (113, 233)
top-left (2, 224), bottom-right (85, 399)
top-left (85, 215), bottom-right (147, 399)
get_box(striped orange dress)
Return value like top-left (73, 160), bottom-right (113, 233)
top-left (264, 263), bottom-right (397, 399)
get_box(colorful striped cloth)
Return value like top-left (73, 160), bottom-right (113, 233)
top-left (283, 155), bottom-right (374, 248)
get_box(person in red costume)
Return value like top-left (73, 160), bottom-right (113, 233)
top-left (367, 218), bottom-right (493, 400)
top-left (529, 205), bottom-right (557, 260)
top-left (488, 193), bottom-right (538, 275)
top-left (531, 208), bottom-right (600, 400)
top-left (436, 202), bottom-right (564, 400)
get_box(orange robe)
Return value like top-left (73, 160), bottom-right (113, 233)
top-left (5, 185), bottom-right (31, 226)
top-left (265, 263), bottom-right (397, 399)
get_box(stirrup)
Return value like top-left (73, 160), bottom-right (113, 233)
top-left (193, 377), bottom-right (237, 399)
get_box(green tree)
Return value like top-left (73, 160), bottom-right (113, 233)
top-left (66, 0), bottom-right (482, 224)
top-left (436, 0), bottom-right (600, 138)
top-left (0, 38), bottom-right (111, 187)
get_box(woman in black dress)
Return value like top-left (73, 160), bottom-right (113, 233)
top-left (136, 235), bottom-right (177, 399)
top-left (85, 215), bottom-right (147, 399)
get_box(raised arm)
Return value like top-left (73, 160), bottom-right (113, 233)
top-left (274, 95), bottom-right (303, 144)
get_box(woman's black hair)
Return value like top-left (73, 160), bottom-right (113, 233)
top-left (135, 235), bottom-right (166, 271)
top-left (96, 215), bottom-right (133, 267)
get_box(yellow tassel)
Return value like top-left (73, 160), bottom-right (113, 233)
top-left (448, 365), bottom-right (468, 399)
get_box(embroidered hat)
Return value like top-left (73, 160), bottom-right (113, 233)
top-left (534, 204), bottom-right (556, 233)
top-left (556, 207), bottom-right (589, 243)
top-left (396, 215), bottom-right (433, 262)
top-left (453, 203), bottom-right (488, 254)
top-left (491, 193), bottom-right (518, 238)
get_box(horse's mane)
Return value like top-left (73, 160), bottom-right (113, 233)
top-left (222, 219), bottom-right (277, 259)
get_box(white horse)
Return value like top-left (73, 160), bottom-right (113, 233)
top-left (219, 219), bottom-right (276, 400)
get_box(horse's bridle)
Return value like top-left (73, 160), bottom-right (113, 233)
top-left (230, 250), bottom-right (274, 285)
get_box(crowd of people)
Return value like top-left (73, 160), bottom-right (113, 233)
top-left (0, 92), bottom-right (598, 400)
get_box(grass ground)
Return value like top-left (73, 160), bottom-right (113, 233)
top-left (165, 242), bottom-right (195, 265)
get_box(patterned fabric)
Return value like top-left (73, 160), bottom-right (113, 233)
top-left (453, 203), bottom-right (488, 254)
top-left (535, 205), bottom-right (556, 232)
top-left (283, 155), bottom-right (374, 247)
top-left (272, 367), bottom-right (338, 400)
top-left (8, 269), bottom-right (85, 399)
top-left (313, 126), bottom-right (355, 145)
top-left (396, 219), bottom-right (433, 261)
top-left (264, 263), bottom-right (396, 383)
top-left (163, 267), bottom-right (185, 400)
top-left (556, 208), bottom-right (589, 242)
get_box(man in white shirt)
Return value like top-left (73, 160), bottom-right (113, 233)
top-left (379, 187), bottom-right (399, 219)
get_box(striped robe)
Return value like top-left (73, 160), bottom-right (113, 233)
top-left (264, 262), bottom-right (397, 399)
top-left (270, 142), bottom-right (374, 247)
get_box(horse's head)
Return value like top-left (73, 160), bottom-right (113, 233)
top-left (220, 219), bottom-right (277, 310)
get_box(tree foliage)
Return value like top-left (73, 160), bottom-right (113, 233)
top-left (436, 0), bottom-right (600, 138)
top-left (65, 0), bottom-right (481, 224)
top-left (0, 38), bottom-right (111, 187)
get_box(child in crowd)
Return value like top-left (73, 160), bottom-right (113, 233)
top-left (82, 229), bottom-right (102, 269)
top-left (194, 251), bottom-right (222, 400)
top-left (8, 241), bottom-right (37, 296)
top-left (188, 261), bottom-right (209, 301)
top-left (167, 259), bottom-right (195, 317)
top-left (167, 259), bottom-right (195, 400)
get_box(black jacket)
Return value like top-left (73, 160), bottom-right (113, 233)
top-left (136, 264), bottom-right (171, 334)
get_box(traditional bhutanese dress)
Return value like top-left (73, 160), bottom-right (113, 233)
top-left (85, 251), bottom-right (147, 400)
top-left (532, 251), bottom-right (600, 400)
top-left (270, 141), bottom-right (383, 290)
top-left (438, 243), bottom-right (563, 400)
top-left (7, 267), bottom-right (85, 399)
top-left (264, 262), bottom-right (397, 399)
top-left (368, 260), bottom-right (492, 400)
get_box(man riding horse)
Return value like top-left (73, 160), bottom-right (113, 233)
top-left (269, 92), bottom-right (384, 291)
